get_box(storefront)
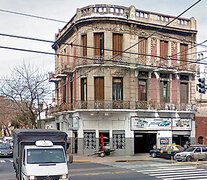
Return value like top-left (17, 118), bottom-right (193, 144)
top-left (131, 115), bottom-right (193, 152)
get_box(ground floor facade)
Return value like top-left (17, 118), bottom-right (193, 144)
top-left (47, 110), bottom-right (195, 156)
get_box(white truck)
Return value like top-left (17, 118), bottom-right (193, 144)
top-left (13, 129), bottom-right (71, 180)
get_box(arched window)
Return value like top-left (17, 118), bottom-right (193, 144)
top-left (198, 136), bottom-right (204, 144)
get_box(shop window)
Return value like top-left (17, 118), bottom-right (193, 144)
top-left (113, 130), bottom-right (125, 149)
top-left (84, 131), bottom-right (96, 149)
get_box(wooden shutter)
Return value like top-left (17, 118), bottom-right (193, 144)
top-left (94, 77), bottom-right (104, 100)
top-left (180, 82), bottom-right (188, 103)
top-left (94, 33), bottom-right (101, 56)
top-left (138, 37), bottom-right (147, 64)
top-left (113, 34), bottom-right (123, 57)
top-left (180, 44), bottom-right (188, 70)
top-left (82, 35), bottom-right (87, 56)
top-left (160, 40), bottom-right (168, 65)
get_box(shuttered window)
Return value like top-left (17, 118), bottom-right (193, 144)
top-left (94, 77), bottom-right (104, 100)
top-left (138, 79), bottom-right (147, 101)
top-left (82, 34), bottom-right (87, 56)
top-left (180, 44), bottom-right (188, 70)
top-left (160, 40), bottom-right (168, 65)
top-left (160, 81), bottom-right (170, 103)
top-left (180, 82), bottom-right (188, 103)
top-left (113, 33), bottom-right (123, 57)
top-left (94, 33), bottom-right (104, 56)
top-left (138, 37), bottom-right (147, 64)
top-left (81, 78), bottom-right (87, 101)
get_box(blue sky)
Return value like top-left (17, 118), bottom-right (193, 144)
top-left (0, 0), bottom-right (206, 78)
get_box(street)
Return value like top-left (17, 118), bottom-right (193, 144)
top-left (2, 157), bottom-right (207, 180)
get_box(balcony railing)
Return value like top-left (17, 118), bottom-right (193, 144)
top-left (74, 54), bottom-right (195, 72)
top-left (48, 100), bottom-right (196, 114)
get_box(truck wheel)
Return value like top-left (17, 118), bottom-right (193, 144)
top-left (186, 156), bottom-right (192, 162)
top-left (152, 153), bottom-right (157, 158)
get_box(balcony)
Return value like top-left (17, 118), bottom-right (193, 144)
top-left (48, 72), bottom-right (61, 82)
top-left (74, 54), bottom-right (195, 72)
top-left (48, 100), bottom-right (195, 114)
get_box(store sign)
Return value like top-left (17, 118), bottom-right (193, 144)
top-left (130, 116), bottom-right (171, 130)
top-left (130, 116), bottom-right (192, 131)
top-left (160, 138), bottom-right (169, 145)
top-left (172, 119), bottom-right (191, 130)
top-left (68, 116), bottom-right (79, 130)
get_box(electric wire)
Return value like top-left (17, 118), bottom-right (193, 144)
top-left (0, 9), bottom-right (67, 23)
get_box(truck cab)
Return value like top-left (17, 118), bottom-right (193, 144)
top-left (13, 129), bottom-right (71, 180)
top-left (21, 140), bottom-right (68, 180)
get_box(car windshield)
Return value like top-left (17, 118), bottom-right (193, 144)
top-left (27, 148), bottom-right (65, 164)
top-left (0, 144), bottom-right (11, 150)
top-left (184, 147), bottom-right (195, 152)
top-left (176, 146), bottom-right (184, 151)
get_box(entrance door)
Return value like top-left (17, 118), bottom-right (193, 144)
top-left (73, 131), bottom-right (78, 154)
top-left (134, 133), bottom-right (156, 153)
top-left (99, 132), bottom-right (109, 151)
top-left (173, 135), bottom-right (189, 147)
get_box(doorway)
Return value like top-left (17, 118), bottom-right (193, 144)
top-left (134, 133), bottom-right (156, 153)
top-left (173, 135), bottom-right (189, 147)
top-left (99, 132), bottom-right (109, 151)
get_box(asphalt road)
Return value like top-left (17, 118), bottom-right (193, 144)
top-left (1, 157), bottom-right (207, 180)
top-left (0, 157), bottom-right (15, 180)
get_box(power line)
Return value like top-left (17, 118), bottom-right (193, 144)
top-left (0, 9), bottom-right (67, 23)
top-left (0, 32), bottom-right (204, 60)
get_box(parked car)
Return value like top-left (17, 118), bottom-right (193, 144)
top-left (3, 136), bottom-right (13, 147)
top-left (0, 143), bottom-right (13, 157)
top-left (0, 137), bottom-right (3, 143)
top-left (150, 144), bottom-right (184, 159)
top-left (174, 145), bottom-right (207, 162)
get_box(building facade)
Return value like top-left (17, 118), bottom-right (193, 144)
top-left (195, 64), bottom-right (207, 145)
top-left (49, 4), bottom-right (197, 155)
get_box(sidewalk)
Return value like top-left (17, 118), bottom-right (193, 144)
top-left (71, 153), bottom-right (156, 163)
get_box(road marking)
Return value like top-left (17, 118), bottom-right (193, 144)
top-left (142, 169), bottom-right (204, 175)
top-left (137, 166), bottom-right (196, 172)
top-left (164, 174), bottom-right (207, 180)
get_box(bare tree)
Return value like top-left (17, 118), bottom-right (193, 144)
top-left (0, 62), bottom-right (51, 128)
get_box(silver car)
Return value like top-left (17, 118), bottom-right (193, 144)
top-left (175, 145), bottom-right (207, 162)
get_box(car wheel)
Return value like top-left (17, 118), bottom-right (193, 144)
top-left (152, 153), bottom-right (157, 158)
top-left (186, 155), bottom-right (192, 162)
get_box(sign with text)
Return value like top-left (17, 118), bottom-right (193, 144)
top-left (131, 116), bottom-right (192, 131)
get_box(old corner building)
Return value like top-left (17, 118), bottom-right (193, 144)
top-left (48, 4), bottom-right (197, 155)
